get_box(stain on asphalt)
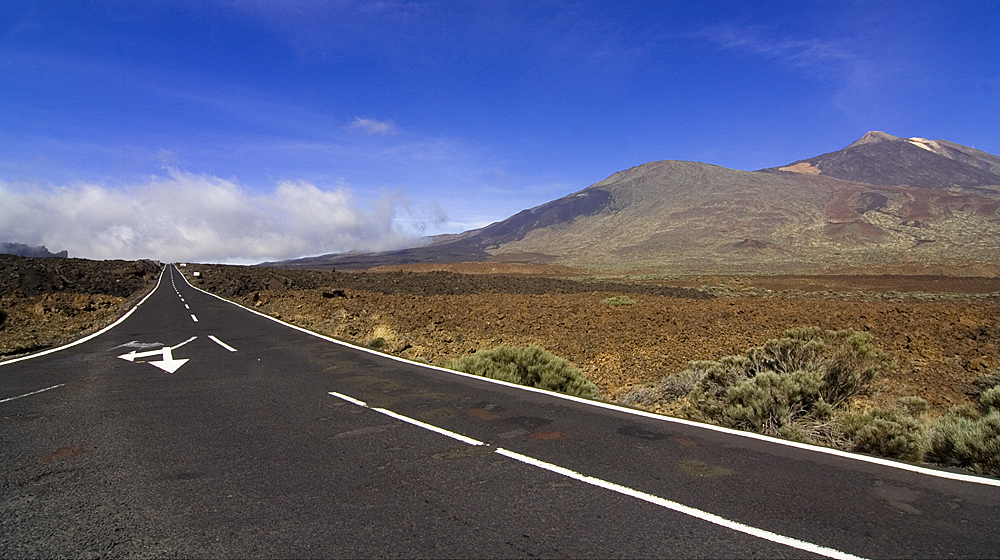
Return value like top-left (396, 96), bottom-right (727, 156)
top-left (528, 431), bottom-right (568, 442)
top-left (466, 408), bottom-right (501, 420)
top-left (617, 424), bottom-right (666, 440)
top-left (669, 436), bottom-right (703, 448)
top-left (503, 416), bottom-right (552, 429)
top-left (678, 459), bottom-right (732, 479)
top-left (40, 445), bottom-right (86, 463)
top-left (418, 407), bottom-right (456, 421)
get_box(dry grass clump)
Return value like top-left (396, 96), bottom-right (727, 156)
top-left (602, 295), bottom-right (636, 306)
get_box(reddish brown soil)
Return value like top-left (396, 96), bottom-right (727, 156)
top-left (187, 264), bottom-right (1000, 415)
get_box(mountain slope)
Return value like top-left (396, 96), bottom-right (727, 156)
top-left (274, 133), bottom-right (1000, 275)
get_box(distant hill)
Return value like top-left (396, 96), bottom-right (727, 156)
top-left (270, 132), bottom-right (1000, 275)
top-left (1, 242), bottom-right (68, 259)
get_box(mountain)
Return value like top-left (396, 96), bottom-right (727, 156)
top-left (1, 242), bottom-right (68, 259)
top-left (758, 131), bottom-right (1000, 193)
top-left (272, 133), bottom-right (1000, 275)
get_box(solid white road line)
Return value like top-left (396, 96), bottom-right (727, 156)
top-left (327, 391), bottom-right (866, 560)
top-left (1, 383), bottom-right (66, 404)
top-left (208, 335), bottom-right (238, 352)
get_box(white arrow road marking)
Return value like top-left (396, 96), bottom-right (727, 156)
top-left (118, 337), bottom-right (197, 373)
top-left (208, 335), bottom-right (237, 352)
top-left (149, 346), bottom-right (190, 373)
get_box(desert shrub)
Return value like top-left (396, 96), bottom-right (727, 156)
top-left (898, 396), bottom-right (929, 416)
top-left (602, 295), bottom-right (636, 306)
top-left (927, 380), bottom-right (1000, 476)
top-left (928, 409), bottom-right (1000, 476)
top-left (682, 328), bottom-right (889, 441)
top-left (618, 385), bottom-right (665, 407)
top-left (369, 337), bottom-right (386, 349)
top-left (979, 386), bottom-right (1000, 413)
top-left (620, 369), bottom-right (702, 408)
top-left (839, 409), bottom-right (928, 461)
top-left (442, 345), bottom-right (598, 399)
top-left (690, 367), bottom-right (834, 437)
top-left (816, 329), bottom-right (891, 406)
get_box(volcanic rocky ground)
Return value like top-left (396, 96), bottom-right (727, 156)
top-left (0, 255), bottom-right (161, 358)
top-left (3, 256), bottom-right (999, 418)
top-left (186, 262), bottom-right (1000, 415)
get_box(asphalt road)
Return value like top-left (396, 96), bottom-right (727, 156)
top-left (2, 265), bottom-right (999, 558)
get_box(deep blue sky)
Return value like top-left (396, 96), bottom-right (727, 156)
top-left (2, 1), bottom-right (998, 262)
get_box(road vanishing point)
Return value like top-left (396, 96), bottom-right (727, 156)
top-left (2, 265), bottom-right (999, 558)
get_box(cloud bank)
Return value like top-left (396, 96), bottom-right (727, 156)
top-left (0, 170), bottom-right (428, 263)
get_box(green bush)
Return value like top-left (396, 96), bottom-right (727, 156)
top-left (839, 409), bottom-right (928, 461)
top-left (442, 345), bottom-right (598, 399)
top-left (928, 379), bottom-right (1000, 476)
top-left (898, 396), bottom-right (929, 416)
top-left (928, 409), bottom-right (1000, 476)
top-left (980, 386), bottom-right (1000, 413)
top-left (681, 328), bottom-right (889, 441)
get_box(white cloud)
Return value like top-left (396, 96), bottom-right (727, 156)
top-left (348, 117), bottom-right (399, 135)
top-left (0, 170), bottom-right (426, 263)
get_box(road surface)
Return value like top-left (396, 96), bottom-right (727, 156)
top-left (2, 265), bottom-right (999, 558)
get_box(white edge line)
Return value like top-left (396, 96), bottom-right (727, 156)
top-left (0, 266), bottom-right (166, 367)
top-left (329, 390), bottom-right (865, 560)
top-left (0, 383), bottom-right (66, 403)
top-left (208, 335), bottom-right (238, 352)
top-left (182, 268), bottom-right (1000, 487)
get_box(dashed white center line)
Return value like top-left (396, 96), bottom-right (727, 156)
top-left (1, 384), bottom-right (66, 404)
top-left (190, 314), bottom-right (199, 322)
top-left (184, 304), bottom-right (190, 309)
top-left (208, 335), bottom-right (238, 352)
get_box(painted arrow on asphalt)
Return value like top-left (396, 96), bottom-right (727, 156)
top-left (118, 336), bottom-right (197, 373)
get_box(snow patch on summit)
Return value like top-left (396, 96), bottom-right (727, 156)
top-left (908, 137), bottom-right (945, 155)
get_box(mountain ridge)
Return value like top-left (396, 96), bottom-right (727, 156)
top-left (269, 133), bottom-right (1000, 275)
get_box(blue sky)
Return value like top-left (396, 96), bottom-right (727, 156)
top-left (2, 1), bottom-right (998, 263)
